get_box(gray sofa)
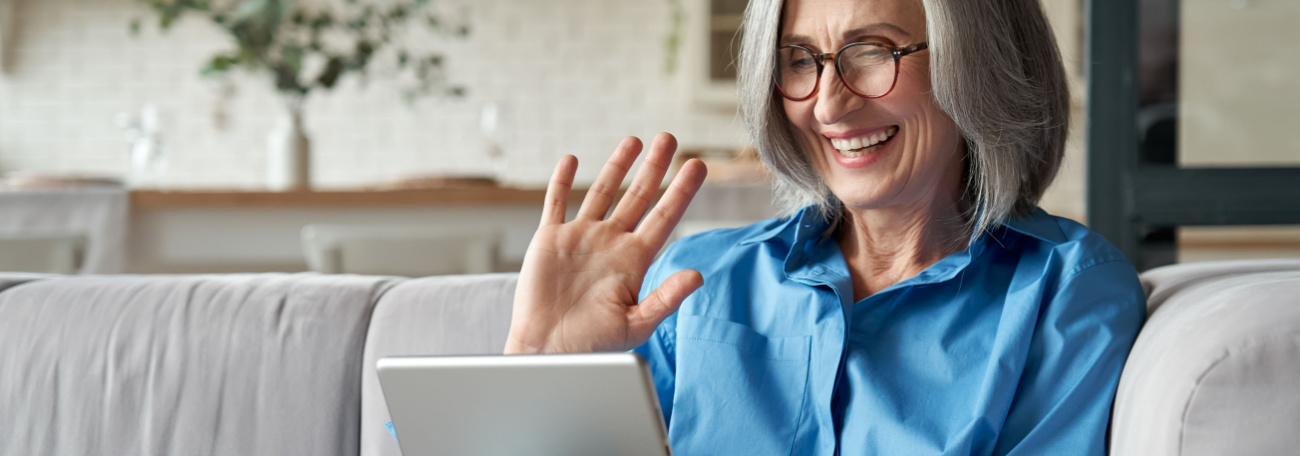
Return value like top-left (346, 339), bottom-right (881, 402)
top-left (0, 260), bottom-right (1297, 456)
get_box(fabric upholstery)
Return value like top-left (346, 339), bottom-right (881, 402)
top-left (0, 272), bottom-right (51, 292)
top-left (0, 273), bottom-right (397, 456)
top-left (3, 260), bottom-right (1298, 455)
top-left (1113, 259), bottom-right (1300, 456)
top-left (360, 273), bottom-right (517, 456)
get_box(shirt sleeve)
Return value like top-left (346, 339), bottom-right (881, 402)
top-left (631, 244), bottom-right (681, 427)
top-left (994, 259), bottom-right (1147, 456)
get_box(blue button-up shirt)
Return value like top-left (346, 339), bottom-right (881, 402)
top-left (633, 206), bottom-right (1146, 455)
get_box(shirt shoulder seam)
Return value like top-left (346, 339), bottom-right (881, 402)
top-left (1062, 257), bottom-right (1131, 284)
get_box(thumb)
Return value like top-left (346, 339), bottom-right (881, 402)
top-left (628, 269), bottom-right (703, 341)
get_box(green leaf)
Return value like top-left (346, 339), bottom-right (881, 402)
top-left (130, 0), bottom-right (465, 105)
top-left (280, 44), bottom-right (304, 74)
top-left (201, 53), bottom-right (241, 76)
top-left (388, 5), bottom-right (408, 21)
top-left (272, 63), bottom-right (302, 93)
top-left (233, 0), bottom-right (271, 21)
top-left (316, 57), bottom-right (344, 89)
top-left (310, 12), bottom-right (333, 29)
top-left (349, 40), bottom-right (375, 69)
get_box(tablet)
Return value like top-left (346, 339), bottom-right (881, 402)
top-left (377, 353), bottom-right (672, 456)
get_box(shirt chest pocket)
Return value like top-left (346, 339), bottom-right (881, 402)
top-left (670, 315), bottom-right (812, 455)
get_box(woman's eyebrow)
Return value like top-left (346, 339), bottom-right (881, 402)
top-left (779, 23), bottom-right (912, 47)
top-left (779, 34), bottom-right (814, 46)
top-left (842, 23), bottom-right (911, 41)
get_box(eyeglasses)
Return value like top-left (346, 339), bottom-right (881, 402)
top-left (774, 42), bottom-right (928, 101)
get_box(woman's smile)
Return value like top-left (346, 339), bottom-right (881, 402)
top-left (824, 125), bottom-right (900, 168)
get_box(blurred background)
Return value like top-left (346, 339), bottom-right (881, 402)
top-left (0, 0), bottom-right (1295, 275)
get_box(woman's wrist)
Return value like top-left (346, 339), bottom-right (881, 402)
top-left (502, 333), bottom-right (544, 355)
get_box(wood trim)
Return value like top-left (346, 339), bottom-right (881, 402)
top-left (130, 187), bottom-right (589, 209)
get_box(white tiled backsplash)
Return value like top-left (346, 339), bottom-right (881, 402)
top-left (0, 0), bottom-right (749, 189)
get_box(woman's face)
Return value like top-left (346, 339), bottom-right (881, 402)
top-left (780, 0), bottom-right (964, 214)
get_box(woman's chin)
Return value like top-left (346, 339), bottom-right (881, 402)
top-left (824, 185), bottom-right (893, 212)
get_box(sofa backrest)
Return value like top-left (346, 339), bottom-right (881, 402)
top-left (0, 273), bottom-right (397, 456)
top-left (6, 259), bottom-right (1297, 456)
top-left (1113, 259), bottom-right (1300, 456)
top-left (359, 273), bottom-right (518, 456)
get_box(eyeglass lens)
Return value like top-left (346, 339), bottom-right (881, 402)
top-left (776, 44), bottom-right (897, 99)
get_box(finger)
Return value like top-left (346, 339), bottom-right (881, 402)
top-left (541, 155), bottom-right (578, 225)
top-left (577, 136), bottom-right (642, 221)
top-left (610, 132), bottom-right (677, 231)
top-left (628, 269), bottom-right (703, 342)
top-left (634, 158), bottom-right (707, 247)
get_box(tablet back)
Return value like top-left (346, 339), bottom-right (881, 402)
top-left (377, 353), bottom-right (672, 456)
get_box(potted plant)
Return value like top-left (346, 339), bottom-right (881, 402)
top-left (131, 0), bottom-right (468, 190)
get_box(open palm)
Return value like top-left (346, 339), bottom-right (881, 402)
top-left (504, 133), bottom-right (708, 354)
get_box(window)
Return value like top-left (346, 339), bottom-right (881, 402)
top-left (686, 0), bottom-right (745, 108)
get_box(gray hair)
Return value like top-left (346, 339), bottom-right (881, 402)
top-left (738, 0), bottom-right (1070, 237)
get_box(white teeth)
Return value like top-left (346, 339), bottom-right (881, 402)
top-left (828, 127), bottom-right (898, 155)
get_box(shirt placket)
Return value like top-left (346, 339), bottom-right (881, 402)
top-left (784, 230), bottom-right (855, 455)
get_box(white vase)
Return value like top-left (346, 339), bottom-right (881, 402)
top-left (267, 104), bottom-right (311, 191)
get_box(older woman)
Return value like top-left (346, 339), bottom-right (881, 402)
top-left (504, 0), bottom-right (1145, 454)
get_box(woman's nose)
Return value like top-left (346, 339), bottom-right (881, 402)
top-left (812, 68), bottom-right (865, 126)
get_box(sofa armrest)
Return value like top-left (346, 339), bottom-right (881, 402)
top-left (1114, 260), bottom-right (1300, 456)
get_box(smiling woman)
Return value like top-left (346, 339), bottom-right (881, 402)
top-left (742, 0), bottom-right (1070, 240)
top-left (504, 0), bottom-right (1144, 455)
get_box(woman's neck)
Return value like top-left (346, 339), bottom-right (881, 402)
top-left (835, 200), bottom-right (968, 301)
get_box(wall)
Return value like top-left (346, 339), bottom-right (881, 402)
top-left (1180, 0), bottom-right (1300, 167)
top-left (0, 0), bottom-right (748, 189)
top-left (17, 0), bottom-right (1282, 223)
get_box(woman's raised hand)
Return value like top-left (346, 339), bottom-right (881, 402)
top-left (504, 133), bottom-right (708, 354)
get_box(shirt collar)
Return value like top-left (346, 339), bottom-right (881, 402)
top-left (999, 207), bottom-right (1068, 245)
top-left (741, 205), bottom-right (1066, 247)
top-left (738, 205), bottom-right (1066, 289)
top-left (737, 205), bottom-right (836, 246)
top-left (738, 210), bottom-right (805, 246)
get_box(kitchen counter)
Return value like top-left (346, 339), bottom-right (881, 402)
top-left (123, 185), bottom-right (768, 274)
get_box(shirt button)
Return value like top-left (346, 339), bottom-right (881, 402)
top-left (810, 266), bottom-right (825, 275)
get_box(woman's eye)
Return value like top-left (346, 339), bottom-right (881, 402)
top-left (791, 58), bottom-right (815, 69)
top-left (845, 49), bottom-right (890, 67)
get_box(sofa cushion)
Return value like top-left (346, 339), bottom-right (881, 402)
top-left (360, 273), bottom-right (517, 456)
top-left (0, 273), bottom-right (397, 456)
top-left (1113, 259), bottom-right (1300, 456)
